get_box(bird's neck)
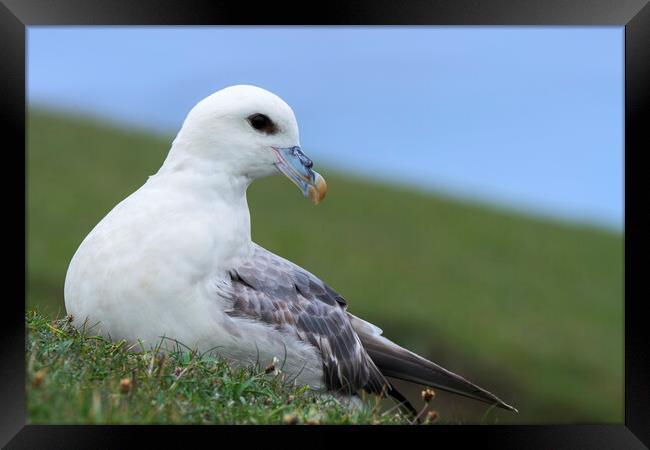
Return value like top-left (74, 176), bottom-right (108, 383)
top-left (152, 149), bottom-right (254, 254)
top-left (156, 140), bottom-right (254, 199)
top-left (156, 161), bottom-right (251, 202)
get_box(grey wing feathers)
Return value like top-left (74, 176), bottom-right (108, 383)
top-left (349, 313), bottom-right (518, 412)
top-left (226, 243), bottom-right (388, 395)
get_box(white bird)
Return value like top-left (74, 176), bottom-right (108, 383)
top-left (64, 85), bottom-right (516, 414)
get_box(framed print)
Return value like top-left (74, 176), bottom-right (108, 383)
top-left (2, 0), bottom-right (648, 448)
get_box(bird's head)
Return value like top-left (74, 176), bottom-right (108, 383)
top-left (171, 85), bottom-right (327, 204)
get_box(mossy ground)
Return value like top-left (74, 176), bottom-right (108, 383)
top-left (26, 310), bottom-right (426, 425)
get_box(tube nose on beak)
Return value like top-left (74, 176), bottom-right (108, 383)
top-left (292, 146), bottom-right (313, 169)
top-left (272, 146), bottom-right (327, 204)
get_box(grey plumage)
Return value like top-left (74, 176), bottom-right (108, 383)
top-left (226, 244), bottom-right (387, 395)
top-left (351, 319), bottom-right (517, 412)
top-left (226, 243), bottom-right (516, 413)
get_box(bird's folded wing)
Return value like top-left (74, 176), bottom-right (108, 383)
top-left (348, 313), bottom-right (518, 412)
top-left (225, 243), bottom-right (388, 395)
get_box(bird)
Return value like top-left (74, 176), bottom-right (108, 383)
top-left (64, 84), bottom-right (517, 415)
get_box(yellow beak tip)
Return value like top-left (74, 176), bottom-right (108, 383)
top-left (308, 174), bottom-right (327, 205)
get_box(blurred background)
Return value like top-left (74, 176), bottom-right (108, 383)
top-left (27, 26), bottom-right (623, 424)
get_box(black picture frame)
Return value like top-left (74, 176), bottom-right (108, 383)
top-left (2, 0), bottom-right (648, 448)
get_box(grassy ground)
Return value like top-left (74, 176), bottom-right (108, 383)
top-left (27, 110), bottom-right (623, 424)
top-left (27, 311), bottom-right (417, 425)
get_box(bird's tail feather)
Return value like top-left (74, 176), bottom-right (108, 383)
top-left (350, 315), bottom-right (517, 413)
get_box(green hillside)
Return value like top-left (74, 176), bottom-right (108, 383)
top-left (27, 110), bottom-right (623, 424)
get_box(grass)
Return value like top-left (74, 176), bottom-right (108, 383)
top-left (27, 109), bottom-right (623, 424)
top-left (26, 310), bottom-right (416, 425)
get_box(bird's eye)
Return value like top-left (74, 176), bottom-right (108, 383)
top-left (247, 113), bottom-right (277, 134)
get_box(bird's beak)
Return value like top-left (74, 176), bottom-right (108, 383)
top-left (271, 146), bottom-right (327, 205)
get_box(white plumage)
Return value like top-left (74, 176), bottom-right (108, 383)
top-left (65, 85), bottom-right (325, 388)
top-left (65, 85), bottom-right (516, 413)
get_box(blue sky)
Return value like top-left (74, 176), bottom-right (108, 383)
top-left (28, 27), bottom-right (624, 230)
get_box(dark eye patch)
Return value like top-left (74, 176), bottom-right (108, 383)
top-left (247, 113), bottom-right (277, 135)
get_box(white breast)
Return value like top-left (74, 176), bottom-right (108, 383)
top-left (64, 173), bottom-right (326, 390)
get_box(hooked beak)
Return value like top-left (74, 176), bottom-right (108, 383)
top-left (271, 146), bottom-right (327, 205)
